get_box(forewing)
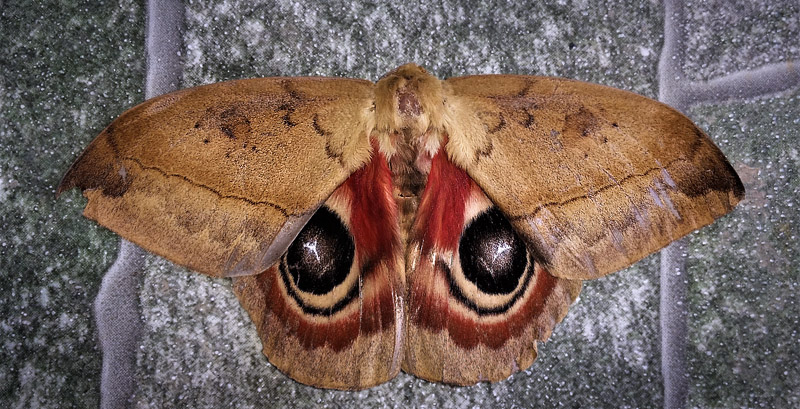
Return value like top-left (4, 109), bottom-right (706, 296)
top-left (59, 77), bottom-right (374, 277)
top-left (444, 75), bottom-right (744, 280)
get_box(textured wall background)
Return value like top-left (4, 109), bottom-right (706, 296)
top-left (1, 0), bottom-right (798, 407)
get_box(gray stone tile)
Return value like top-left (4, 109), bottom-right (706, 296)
top-left (683, 0), bottom-right (800, 81)
top-left (688, 94), bottom-right (800, 408)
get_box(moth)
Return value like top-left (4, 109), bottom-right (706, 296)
top-left (59, 64), bottom-right (744, 390)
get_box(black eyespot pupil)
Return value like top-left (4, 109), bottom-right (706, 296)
top-left (286, 206), bottom-right (354, 295)
top-left (458, 207), bottom-right (527, 294)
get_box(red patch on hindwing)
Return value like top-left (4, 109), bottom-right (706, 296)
top-left (342, 148), bottom-right (399, 268)
top-left (412, 148), bottom-right (473, 249)
top-left (339, 148), bottom-right (400, 334)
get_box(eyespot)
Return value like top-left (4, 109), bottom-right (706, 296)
top-left (458, 207), bottom-right (527, 295)
top-left (285, 206), bottom-right (354, 295)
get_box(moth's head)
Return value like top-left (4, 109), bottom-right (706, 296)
top-left (374, 64), bottom-right (447, 165)
top-left (377, 63), bottom-right (429, 82)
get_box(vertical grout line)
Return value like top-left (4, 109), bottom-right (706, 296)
top-left (659, 0), bottom-right (689, 110)
top-left (145, 0), bottom-right (186, 98)
top-left (94, 1), bottom-right (185, 408)
top-left (95, 239), bottom-right (146, 409)
top-left (658, 1), bottom-right (690, 408)
top-left (659, 239), bottom-right (690, 409)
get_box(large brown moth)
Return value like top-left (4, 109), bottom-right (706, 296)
top-left (59, 64), bottom-right (744, 390)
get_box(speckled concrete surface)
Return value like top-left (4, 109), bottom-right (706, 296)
top-left (1, 0), bottom-right (798, 408)
top-left (1, 2), bottom-right (143, 408)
